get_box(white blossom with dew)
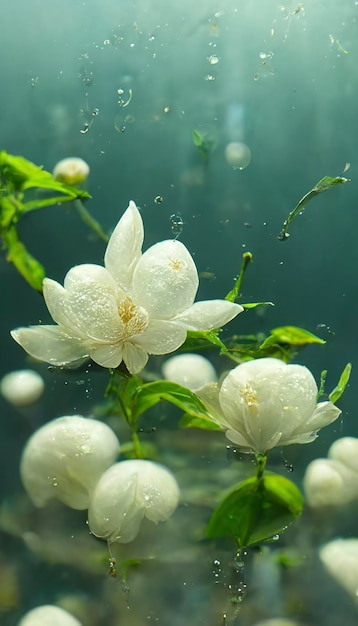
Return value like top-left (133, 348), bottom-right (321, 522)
top-left (161, 353), bottom-right (217, 390)
top-left (88, 459), bottom-right (180, 544)
top-left (17, 604), bottom-right (83, 626)
top-left (197, 358), bottom-right (341, 454)
top-left (20, 416), bottom-right (120, 509)
top-left (0, 369), bottom-right (44, 406)
top-left (52, 157), bottom-right (90, 185)
top-left (11, 201), bottom-right (242, 375)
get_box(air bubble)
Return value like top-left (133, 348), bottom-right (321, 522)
top-left (208, 54), bottom-right (219, 65)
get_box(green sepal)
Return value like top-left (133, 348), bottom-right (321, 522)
top-left (329, 362), bottom-right (352, 403)
top-left (207, 472), bottom-right (304, 548)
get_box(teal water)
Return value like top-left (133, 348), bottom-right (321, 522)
top-left (1, 1), bottom-right (357, 624)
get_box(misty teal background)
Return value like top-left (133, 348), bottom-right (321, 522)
top-left (1, 1), bottom-right (357, 624)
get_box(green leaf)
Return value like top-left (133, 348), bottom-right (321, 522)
top-left (182, 329), bottom-right (228, 353)
top-left (207, 473), bottom-right (303, 548)
top-left (278, 174), bottom-right (350, 240)
top-left (3, 226), bottom-right (45, 291)
top-left (241, 301), bottom-right (274, 309)
top-left (135, 380), bottom-right (212, 421)
top-left (260, 326), bottom-right (326, 349)
top-left (317, 369), bottom-right (327, 400)
top-left (329, 362), bottom-right (352, 403)
top-left (179, 412), bottom-right (221, 431)
top-left (192, 129), bottom-right (204, 147)
top-left (0, 151), bottom-right (48, 189)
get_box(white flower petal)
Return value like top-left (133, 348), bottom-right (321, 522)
top-left (89, 343), bottom-right (123, 368)
top-left (122, 341), bottom-right (149, 374)
top-left (174, 300), bottom-right (243, 330)
top-left (134, 319), bottom-right (187, 355)
top-left (104, 201), bottom-right (144, 292)
top-left (44, 265), bottom-right (122, 343)
top-left (11, 326), bottom-right (88, 366)
top-left (132, 240), bottom-right (198, 317)
top-left (20, 416), bottom-right (120, 510)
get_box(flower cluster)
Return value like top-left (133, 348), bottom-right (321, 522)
top-left (20, 415), bottom-right (180, 544)
top-left (11, 201), bottom-right (242, 375)
top-left (303, 436), bottom-right (358, 507)
top-left (197, 357), bottom-right (341, 455)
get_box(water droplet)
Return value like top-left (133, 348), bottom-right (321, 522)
top-left (154, 195), bottom-right (163, 204)
top-left (208, 54), bottom-right (219, 65)
top-left (204, 74), bottom-right (216, 81)
top-left (164, 106), bottom-right (170, 113)
top-left (103, 39), bottom-right (111, 46)
top-left (170, 213), bottom-right (184, 239)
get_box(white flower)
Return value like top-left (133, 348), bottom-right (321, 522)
top-left (197, 358), bottom-right (341, 454)
top-left (328, 436), bottom-right (358, 474)
top-left (319, 538), bottom-right (358, 604)
top-left (11, 202), bottom-right (242, 375)
top-left (162, 353), bottom-right (217, 390)
top-left (17, 605), bottom-right (82, 626)
top-left (20, 416), bottom-right (120, 509)
top-left (0, 369), bottom-right (44, 406)
top-left (53, 157), bottom-right (90, 185)
top-left (88, 459), bottom-right (180, 544)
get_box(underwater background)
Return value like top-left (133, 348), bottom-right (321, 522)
top-left (1, 1), bottom-right (358, 624)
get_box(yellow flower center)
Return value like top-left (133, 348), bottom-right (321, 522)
top-left (241, 382), bottom-right (258, 408)
top-left (169, 258), bottom-right (183, 271)
top-left (118, 296), bottom-right (149, 338)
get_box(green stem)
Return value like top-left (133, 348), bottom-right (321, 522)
top-left (225, 252), bottom-right (253, 303)
top-left (74, 199), bottom-right (108, 242)
top-left (255, 453), bottom-right (267, 480)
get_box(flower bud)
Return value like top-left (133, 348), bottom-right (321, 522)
top-left (303, 458), bottom-right (356, 507)
top-left (0, 369), bottom-right (44, 406)
top-left (88, 460), bottom-right (180, 543)
top-left (53, 157), bottom-right (90, 185)
top-left (17, 605), bottom-right (82, 626)
top-left (20, 416), bottom-right (120, 509)
top-left (162, 353), bottom-right (217, 390)
top-left (328, 436), bottom-right (358, 474)
top-left (319, 538), bottom-right (358, 603)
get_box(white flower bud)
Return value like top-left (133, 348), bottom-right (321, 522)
top-left (162, 353), bottom-right (217, 390)
top-left (17, 605), bottom-right (82, 626)
top-left (88, 460), bottom-right (180, 543)
top-left (328, 436), bottom-right (358, 474)
top-left (53, 157), bottom-right (90, 185)
top-left (20, 416), bottom-right (120, 509)
top-left (319, 538), bottom-right (358, 603)
top-left (255, 617), bottom-right (300, 626)
top-left (303, 458), bottom-right (357, 507)
top-left (225, 142), bottom-right (251, 170)
top-left (0, 369), bottom-right (44, 406)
